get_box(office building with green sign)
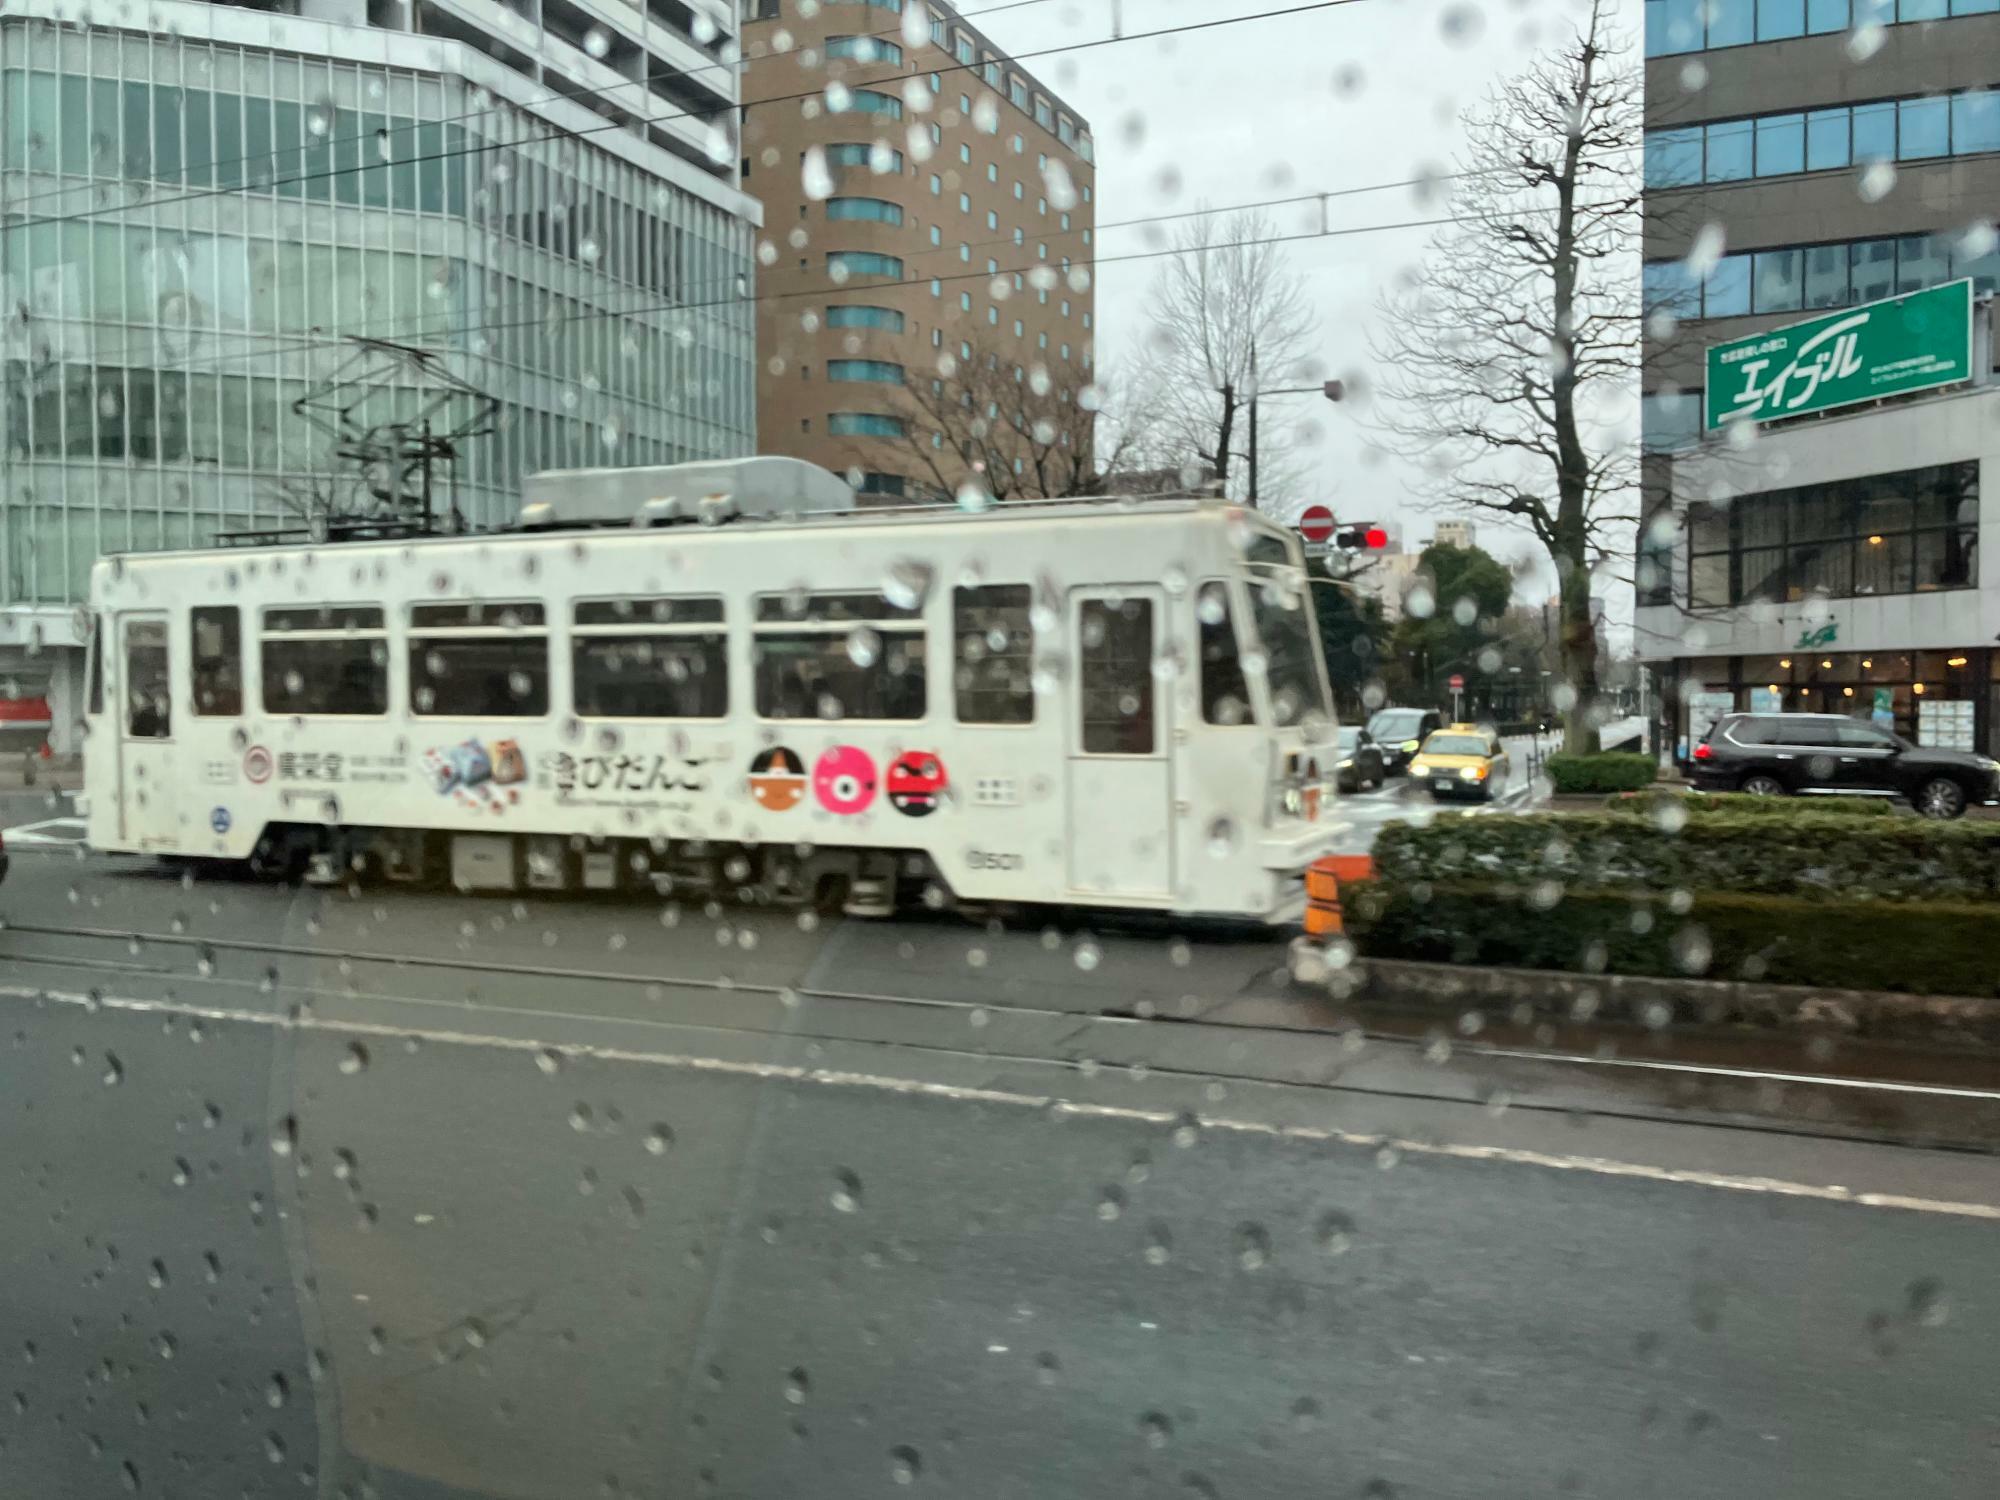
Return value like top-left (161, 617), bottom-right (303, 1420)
top-left (1637, 1), bottom-right (2000, 759)
top-left (0, 0), bottom-right (760, 751)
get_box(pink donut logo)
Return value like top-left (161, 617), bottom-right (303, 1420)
top-left (813, 745), bottom-right (878, 815)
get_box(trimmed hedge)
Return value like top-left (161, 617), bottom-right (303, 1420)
top-left (1371, 811), bottom-right (2000, 903)
top-left (1546, 752), bottom-right (1656, 794)
top-left (1348, 880), bottom-right (2000, 996)
top-left (1602, 790), bottom-right (1897, 819)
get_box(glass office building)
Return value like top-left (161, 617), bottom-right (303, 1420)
top-left (0, 0), bottom-right (759, 745)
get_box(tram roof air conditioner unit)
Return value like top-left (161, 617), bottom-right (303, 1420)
top-left (517, 457), bottom-right (857, 531)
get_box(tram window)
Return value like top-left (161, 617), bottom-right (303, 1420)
top-left (753, 592), bottom-right (925, 721)
top-left (753, 591), bottom-right (922, 624)
top-left (1248, 574), bottom-right (1329, 726)
top-left (411, 602), bottom-right (547, 629)
top-left (1241, 533), bottom-right (1300, 570)
top-left (190, 606), bottom-right (242, 716)
top-left (86, 614), bottom-right (103, 716)
top-left (953, 585), bottom-right (1034, 724)
top-left (409, 601), bottom-right (549, 718)
top-left (123, 619), bottom-right (171, 739)
top-left (1079, 597), bottom-right (1155, 754)
top-left (262, 605), bottom-right (388, 716)
top-left (1197, 582), bottom-right (1250, 726)
top-left (572, 596), bottom-right (728, 718)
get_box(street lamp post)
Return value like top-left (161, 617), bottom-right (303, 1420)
top-left (1244, 377), bottom-right (1346, 509)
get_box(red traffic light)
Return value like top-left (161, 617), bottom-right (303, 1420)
top-left (1336, 523), bottom-right (1390, 550)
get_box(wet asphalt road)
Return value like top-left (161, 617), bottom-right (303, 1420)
top-left (3, 850), bottom-right (2000, 1499)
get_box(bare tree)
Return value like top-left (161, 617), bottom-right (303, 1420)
top-left (858, 341), bottom-right (1156, 502)
top-left (1366, 0), bottom-right (1641, 754)
top-left (1146, 209), bottom-right (1317, 506)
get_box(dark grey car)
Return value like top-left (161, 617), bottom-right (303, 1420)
top-left (1333, 726), bottom-right (1386, 794)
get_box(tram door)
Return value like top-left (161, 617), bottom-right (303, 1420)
top-left (115, 613), bottom-right (175, 845)
top-left (1066, 586), bottom-right (1173, 900)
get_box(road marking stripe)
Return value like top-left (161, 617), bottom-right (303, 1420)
top-left (1462, 1044), bottom-right (2000, 1101)
top-left (3, 818), bottom-right (87, 845)
top-left (6, 981), bottom-right (1995, 1223)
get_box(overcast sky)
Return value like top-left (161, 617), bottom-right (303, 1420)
top-left (983, 0), bottom-right (1633, 605)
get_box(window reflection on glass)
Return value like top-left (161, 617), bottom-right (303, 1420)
top-left (1693, 465), bottom-right (1979, 606)
top-left (1754, 113), bottom-right (1804, 176)
top-left (1704, 120), bottom-right (1753, 181)
top-left (1704, 255), bottom-right (1751, 316)
top-left (1895, 233), bottom-right (1949, 294)
top-left (1804, 107), bottom-right (1850, 171)
top-left (1897, 96), bottom-right (1950, 159)
top-left (1851, 101), bottom-right (1897, 161)
top-left (1752, 248), bottom-right (1802, 313)
top-left (1802, 244), bottom-right (1849, 307)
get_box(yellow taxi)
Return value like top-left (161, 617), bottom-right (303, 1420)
top-left (1407, 724), bottom-right (1510, 802)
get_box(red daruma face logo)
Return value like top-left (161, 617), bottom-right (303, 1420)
top-left (886, 751), bottom-right (947, 817)
top-left (813, 745), bottom-right (877, 815)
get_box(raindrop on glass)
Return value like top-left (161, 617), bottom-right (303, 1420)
top-left (830, 1169), bottom-right (862, 1213)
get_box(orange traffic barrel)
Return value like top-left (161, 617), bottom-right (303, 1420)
top-left (1303, 855), bottom-right (1374, 938)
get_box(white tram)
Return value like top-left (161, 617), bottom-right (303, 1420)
top-left (81, 458), bottom-right (1342, 921)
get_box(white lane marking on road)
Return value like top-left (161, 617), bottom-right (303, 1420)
top-left (3, 816), bottom-right (86, 845)
top-left (8, 982), bottom-right (1997, 1223)
top-left (1478, 1045), bottom-right (2000, 1101)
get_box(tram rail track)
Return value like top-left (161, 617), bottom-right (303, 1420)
top-left (8, 910), bottom-right (2000, 1155)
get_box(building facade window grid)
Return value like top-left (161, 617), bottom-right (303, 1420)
top-left (824, 35), bottom-right (902, 64)
top-left (0, 21), bottom-right (754, 606)
top-left (824, 304), bottom-right (904, 331)
top-left (1645, 86), bottom-right (2000, 188)
top-left (743, 1), bottom-right (1095, 504)
top-left (828, 411), bottom-right (906, 436)
top-left (827, 88), bottom-right (902, 120)
top-left (825, 196), bottom-right (904, 223)
top-left (1645, 0), bottom-right (1998, 57)
top-left (825, 249), bottom-right (903, 277)
top-left (827, 359), bottom-right (905, 383)
top-left (1684, 461), bottom-right (1980, 608)
top-left (1645, 235), bottom-right (1995, 320)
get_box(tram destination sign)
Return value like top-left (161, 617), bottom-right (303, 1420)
top-left (1704, 278), bottom-right (1974, 431)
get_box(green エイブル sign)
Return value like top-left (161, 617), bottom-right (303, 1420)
top-left (1704, 279), bottom-right (1974, 430)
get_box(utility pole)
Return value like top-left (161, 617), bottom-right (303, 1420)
top-left (1246, 337), bottom-right (1260, 510)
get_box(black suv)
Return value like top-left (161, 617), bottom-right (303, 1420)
top-left (1367, 707), bottom-right (1443, 777)
top-left (1691, 712), bottom-right (2000, 818)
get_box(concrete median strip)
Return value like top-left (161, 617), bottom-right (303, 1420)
top-left (1326, 956), bottom-right (2000, 1052)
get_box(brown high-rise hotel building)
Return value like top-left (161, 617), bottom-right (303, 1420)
top-left (739, 0), bottom-right (1097, 502)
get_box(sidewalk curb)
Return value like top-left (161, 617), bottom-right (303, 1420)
top-left (1327, 956), bottom-right (2000, 1051)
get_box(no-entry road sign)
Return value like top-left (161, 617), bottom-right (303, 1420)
top-left (1297, 505), bottom-right (1335, 544)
